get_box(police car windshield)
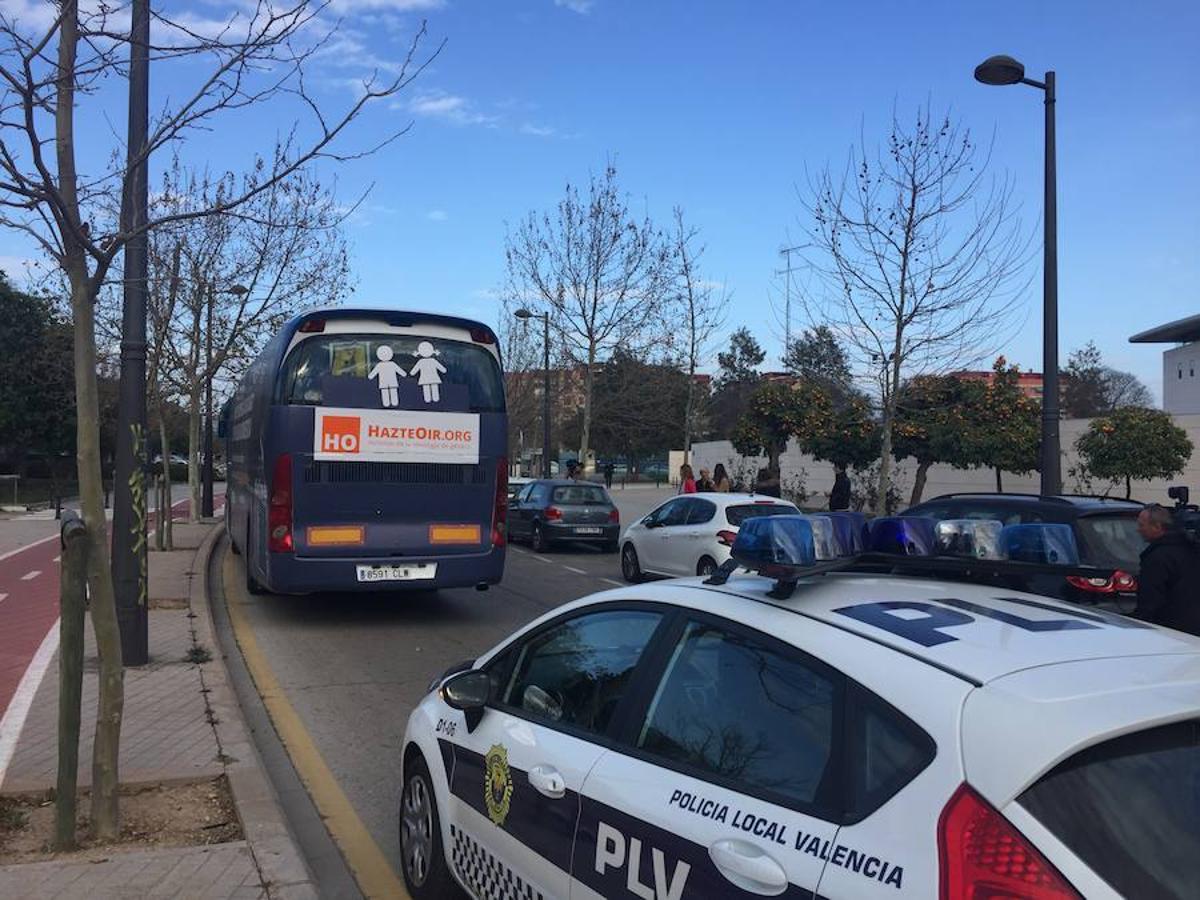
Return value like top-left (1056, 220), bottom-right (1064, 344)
top-left (1076, 515), bottom-right (1145, 569)
top-left (1019, 719), bottom-right (1200, 900)
top-left (280, 334), bottom-right (505, 412)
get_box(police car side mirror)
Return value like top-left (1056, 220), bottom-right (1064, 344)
top-left (442, 670), bottom-right (490, 733)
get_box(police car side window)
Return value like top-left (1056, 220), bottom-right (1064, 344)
top-left (846, 689), bottom-right (935, 822)
top-left (637, 620), bottom-right (839, 810)
top-left (501, 609), bottom-right (663, 736)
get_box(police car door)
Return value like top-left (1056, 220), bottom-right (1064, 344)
top-left (445, 605), bottom-right (670, 900)
top-left (571, 612), bottom-right (844, 899)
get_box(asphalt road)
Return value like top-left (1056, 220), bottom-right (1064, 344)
top-left (218, 485), bottom-right (675, 894)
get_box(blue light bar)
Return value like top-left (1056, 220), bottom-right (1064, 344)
top-left (731, 515), bottom-right (817, 572)
top-left (934, 519), bottom-right (1005, 560)
top-left (1000, 523), bottom-right (1080, 565)
top-left (868, 517), bottom-right (937, 556)
top-left (813, 511), bottom-right (868, 556)
top-left (808, 515), bottom-right (839, 560)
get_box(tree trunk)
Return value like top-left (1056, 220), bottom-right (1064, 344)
top-left (683, 356), bottom-right (696, 465)
top-left (579, 346), bottom-right (596, 469)
top-left (187, 382), bottom-right (201, 524)
top-left (1125, 474), bottom-right (1131, 500)
top-left (159, 411), bottom-right (173, 551)
top-left (56, 1), bottom-right (122, 841)
top-left (910, 460), bottom-right (930, 507)
top-left (995, 467), bottom-right (1003, 492)
top-left (877, 412), bottom-right (895, 516)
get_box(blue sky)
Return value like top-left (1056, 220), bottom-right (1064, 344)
top-left (3, 0), bottom-right (1197, 399)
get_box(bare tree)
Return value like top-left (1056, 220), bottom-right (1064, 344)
top-left (797, 107), bottom-right (1031, 511)
top-left (504, 164), bottom-right (673, 468)
top-left (671, 207), bottom-right (727, 463)
top-left (0, 1), bottom-right (435, 837)
top-left (498, 294), bottom-right (548, 470)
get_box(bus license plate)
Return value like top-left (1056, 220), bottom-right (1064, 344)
top-left (356, 563), bottom-right (437, 583)
top-left (575, 527), bottom-right (602, 535)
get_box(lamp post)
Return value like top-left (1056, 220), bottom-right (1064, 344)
top-left (202, 283), bottom-right (247, 519)
top-left (515, 308), bottom-right (551, 478)
top-left (974, 54), bottom-right (1060, 496)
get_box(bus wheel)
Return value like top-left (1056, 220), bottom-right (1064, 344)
top-left (245, 522), bottom-right (266, 595)
top-left (532, 524), bottom-right (550, 554)
top-left (227, 506), bottom-right (241, 556)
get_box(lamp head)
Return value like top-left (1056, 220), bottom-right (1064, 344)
top-left (974, 54), bottom-right (1025, 86)
top-left (514, 308), bottom-right (534, 320)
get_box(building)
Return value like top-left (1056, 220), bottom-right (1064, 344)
top-left (1130, 313), bottom-right (1200, 415)
top-left (952, 369), bottom-right (1045, 402)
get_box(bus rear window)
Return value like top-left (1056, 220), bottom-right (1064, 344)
top-left (280, 334), bottom-right (504, 412)
top-left (1017, 719), bottom-right (1200, 900)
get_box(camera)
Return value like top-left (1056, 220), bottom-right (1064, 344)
top-left (1168, 485), bottom-right (1190, 508)
top-left (1167, 485), bottom-right (1200, 541)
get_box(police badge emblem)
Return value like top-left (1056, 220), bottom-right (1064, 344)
top-left (484, 744), bottom-right (513, 826)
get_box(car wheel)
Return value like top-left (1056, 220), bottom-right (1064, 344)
top-left (399, 754), bottom-right (457, 899)
top-left (532, 523), bottom-right (550, 553)
top-left (245, 520), bottom-right (266, 595)
top-left (621, 543), bottom-right (643, 582)
top-left (696, 555), bottom-right (718, 578)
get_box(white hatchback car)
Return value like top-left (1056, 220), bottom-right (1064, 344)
top-left (399, 516), bottom-right (1200, 899)
top-left (620, 492), bottom-right (799, 580)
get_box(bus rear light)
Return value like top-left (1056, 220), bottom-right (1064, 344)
top-left (306, 525), bottom-right (364, 546)
top-left (716, 529), bottom-right (738, 546)
top-left (268, 453), bottom-right (294, 553)
top-left (298, 319), bottom-right (326, 333)
top-left (430, 524), bottom-right (482, 545)
top-left (469, 327), bottom-right (495, 345)
top-left (938, 783), bottom-right (1080, 900)
top-left (491, 458), bottom-right (508, 548)
top-left (544, 506), bottom-right (563, 521)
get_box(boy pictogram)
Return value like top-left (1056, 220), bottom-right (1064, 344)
top-left (368, 345), bottom-right (407, 407)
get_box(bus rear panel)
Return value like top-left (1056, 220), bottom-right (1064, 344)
top-left (226, 310), bottom-right (507, 594)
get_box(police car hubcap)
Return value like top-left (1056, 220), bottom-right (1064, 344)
top-left (401, 775), bottom-right (433, 885)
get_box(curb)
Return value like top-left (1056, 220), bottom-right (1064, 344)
top-left (190, 523), bottom-right (319, 900)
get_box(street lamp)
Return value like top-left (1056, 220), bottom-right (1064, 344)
top-left (975, 54), bottom-right (1061, 496)
top-left (202, 283), bottom-right (248, 518)
top-left (515, 308), bottom-right (552, 478)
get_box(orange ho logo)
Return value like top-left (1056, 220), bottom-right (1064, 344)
top-left (320, 415), bottom-right (361, 453)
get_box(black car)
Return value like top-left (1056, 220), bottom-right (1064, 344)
top-left (903, 493), bottom-right (1145, 608)
top-left (508, 480), bottom-right (620, 553)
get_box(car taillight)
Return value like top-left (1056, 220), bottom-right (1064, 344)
top-left (544, 506), bottom-right (563, 521)
top-left (492, 458), bottom-right (507, 548)
top-left (938, 783), bottom-right (1080, 900)
top-left (1066, 568), bottom-right (1138, 595)
top-left (268, 453), bottom-right (293, 553)
top-left (716, 529), bottom-right (738, 546)
top-left (608, 508), bottom-right (620, 524)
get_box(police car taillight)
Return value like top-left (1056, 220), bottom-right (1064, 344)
top-left (938, 783), bottom-right (1080, 900)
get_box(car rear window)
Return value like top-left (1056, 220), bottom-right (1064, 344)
top-left (725, 502), bottom-right (799, 526)
top-left (552, 485), bottom-right (609, 505)
top-left (1018, 719), bottom-right (1200, 900)
top-left (1076, 514), bottom-right (1146, 569)
top-left (280, 333), bottom-right (504, 412)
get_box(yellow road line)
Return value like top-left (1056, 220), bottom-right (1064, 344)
top-left (222, 553), bottom-right (410, 900)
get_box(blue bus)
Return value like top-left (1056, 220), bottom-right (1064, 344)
top-left (222, 308), bottom-right (508, 594)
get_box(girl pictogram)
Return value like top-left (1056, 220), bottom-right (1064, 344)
top-left (368, 345), bottom-right (407, 407)
top-left (410, 340), bottom-right (447, 403)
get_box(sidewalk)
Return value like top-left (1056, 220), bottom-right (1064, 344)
top-left (0, 522), bottom-right (316, 899)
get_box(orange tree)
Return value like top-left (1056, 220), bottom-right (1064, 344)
top-left (961, 358), bottom-right (1040, 492)
top-left (892, 375), bottom-right (983, 505)
top-left (1075, 407), bottom-right (1192, 499)
top-left (732, 381), bottom-right (832, 482)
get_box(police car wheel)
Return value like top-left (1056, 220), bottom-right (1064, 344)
top-left (696, 555), bottom-right (717, 577)
top-left (399, 755), bottom-right (455, 898)
top-left (621, 543), bottom-right (643, 582)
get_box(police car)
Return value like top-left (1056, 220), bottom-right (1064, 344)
top-left (398, 513), bottom-right (1200, 899)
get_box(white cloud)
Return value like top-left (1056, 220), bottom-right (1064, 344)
top-left (327, 0), bottom-right (445, 11)
top-left (405, 91), bottom-right (499, 127)
top-left (426, 209), bottom-right (448, 222)
top-left (519, 123), bottom-right (557, 138)
top-left (554, 0), bottom-right (595, 13)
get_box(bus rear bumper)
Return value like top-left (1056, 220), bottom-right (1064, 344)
top-left (264, 548), bottom-right (506, 594)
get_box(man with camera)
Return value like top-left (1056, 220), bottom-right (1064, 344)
top-left (1135, 501), bottom-right (1200, 636)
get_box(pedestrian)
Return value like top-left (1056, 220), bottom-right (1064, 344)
top-left (1134, 504), bottom-right (1200, 635)
top-left (603, 462), bottom-right (614, 489)
top-left (829, 464), bottom-right (851, 511)
top-left (712, 463), bottom-right (732, 493)
top-left (696, 468), bottom-right (715, 492)
top-left (678, 463), bottom-right (697, 494)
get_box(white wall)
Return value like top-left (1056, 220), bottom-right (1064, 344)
top-left (1165, 344), bottom-right (1200, 415)
top-left (692, 414), bottom-right (1200, 508)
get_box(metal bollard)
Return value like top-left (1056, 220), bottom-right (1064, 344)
top-left (54, 510), bottom-right (89, 851)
